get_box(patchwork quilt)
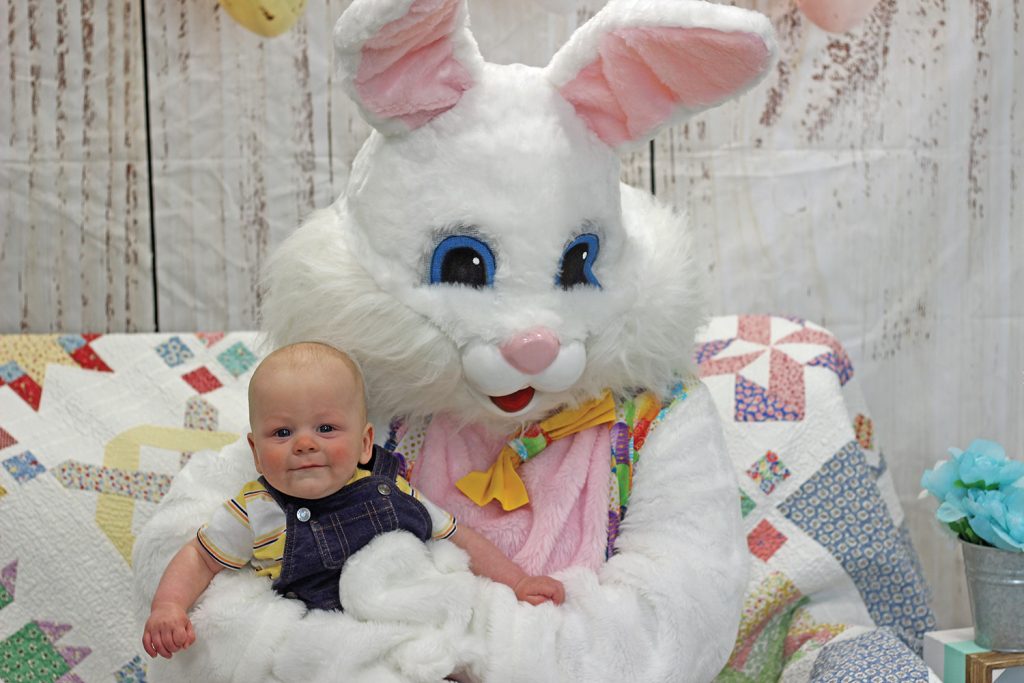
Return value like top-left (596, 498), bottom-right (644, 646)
top-left (0, 332), bottom-right (257, 682)
top-left (0, 317), bottom-right (935, 682)
top-left (696, 315), bottom-right (936, 682)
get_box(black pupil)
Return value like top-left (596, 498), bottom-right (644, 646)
top-left (559, 242), bottom-right (590, 289)
top-left (440, 247), bottom-right (487, 288)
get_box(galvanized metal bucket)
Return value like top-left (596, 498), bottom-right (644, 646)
top-left (961, 539), bottom-right (1024, 652)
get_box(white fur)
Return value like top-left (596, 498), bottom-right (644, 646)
top-left (464, 386), bottom-right (749, 681)
top-left (462, 339), bottom-right (586, 395)
top-left (135, 0), bottom-right (772, 679)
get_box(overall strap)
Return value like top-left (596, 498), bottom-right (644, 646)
top-left (369, 445), bottom-right (399, 481)
top-left (257, 475), bottom-right (289, 508)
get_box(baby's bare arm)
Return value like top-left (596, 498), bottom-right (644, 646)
top-left (142, 538), bottom-right (224, 659)
top-left (449, 525), bottom-right (565, 605)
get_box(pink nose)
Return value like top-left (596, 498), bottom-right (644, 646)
top-left (500, 327), bottom-right (560, 374)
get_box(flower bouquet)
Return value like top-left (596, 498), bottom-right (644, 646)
top-left (921, 439), bottom-right (1024, 651)
top-left (921, 439), bottom-right (1024, 551)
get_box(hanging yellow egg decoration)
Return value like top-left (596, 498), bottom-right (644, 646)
top-left (218, 0), bottom-right (308, 38)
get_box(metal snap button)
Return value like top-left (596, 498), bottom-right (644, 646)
top-left (377, 483), bottom-right (391, 495)
top-left (296, 507), bottom-right (311, 522)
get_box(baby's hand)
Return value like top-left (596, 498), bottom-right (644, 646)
top-left (142, 602), bottom-right (196, 659)
top-left (513, 575), bottom-right (566, 606)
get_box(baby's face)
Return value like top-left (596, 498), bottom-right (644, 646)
top-left (247, 358), bottom-right (372, 500)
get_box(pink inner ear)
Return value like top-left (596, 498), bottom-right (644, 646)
top-left (355, 0), bottom-right (473, 130)
top-left (559, 27), bottom-right (770, 147)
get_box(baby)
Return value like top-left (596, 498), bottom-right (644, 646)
top-left (143, 341), bottom-right (564, 659)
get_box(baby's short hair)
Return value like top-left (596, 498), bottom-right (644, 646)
top-left (248, 341), bottom-right (368, 423)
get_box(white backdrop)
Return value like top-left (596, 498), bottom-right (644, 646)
top-left (2, 0), bottom-right (1022, 628)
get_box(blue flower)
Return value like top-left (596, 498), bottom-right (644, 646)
top-left (936, 497), bottom-right (967, 524)
top-left (957, 439), bottom-right (1024, 488)
top-left (921, 439), bottom-right (1024, 551)
top-left (921, 458), bottom-right (963, 501)
top-left (961, 488), bottom-right (1024, 551)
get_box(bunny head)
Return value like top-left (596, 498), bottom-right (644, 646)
top-left (261, 0), bottom-right (775, 430)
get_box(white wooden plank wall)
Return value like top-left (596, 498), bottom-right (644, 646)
top-left (1, 0), bottom-right (1021, 629)
top-left (1, 0), bottom-right (152, 332)
top-left (143, 0), bottom-right (363, 331)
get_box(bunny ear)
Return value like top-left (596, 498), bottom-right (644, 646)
top-left (547, 0), bottom-right (776, 151)
top-left (334, 0), bottom-right (483, 135)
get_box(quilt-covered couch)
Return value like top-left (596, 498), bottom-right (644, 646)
top-left (0, 315), bottom-right (935, 682)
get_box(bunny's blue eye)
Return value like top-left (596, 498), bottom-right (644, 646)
top-left (429, 235), bottom-right (495, 289)
top-left (556, 233), bottom-right (601, 290)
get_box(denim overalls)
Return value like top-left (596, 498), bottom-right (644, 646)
top-left (262, 446), bottom-right (432, 611)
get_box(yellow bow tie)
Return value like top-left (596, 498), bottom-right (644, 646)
top-left (455, 390), bottom-right (617, 511)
